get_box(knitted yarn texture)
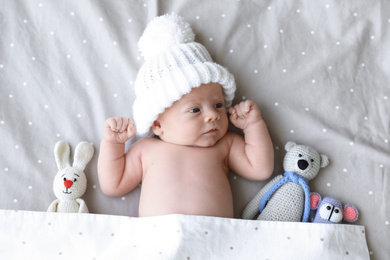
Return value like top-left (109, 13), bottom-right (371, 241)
top-left (241, 141), bottom-right (329, 222)
top-left (48, 141), bottom-right (94, 213)
top-left (133, 14), bottom-right (236, 136)
top-left (259, 172), bottom-right (311, 222)
top-left (309, 193), bottom-right (359, 224)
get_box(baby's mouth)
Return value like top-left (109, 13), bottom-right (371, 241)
top-left (205, 128), bottom-right (218, 134)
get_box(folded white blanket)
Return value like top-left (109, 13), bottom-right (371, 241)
top-left (0, 210), bottom-right (369, 259)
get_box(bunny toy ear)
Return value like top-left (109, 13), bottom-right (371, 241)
top-left (73, 142), bottom-right (94, 171)
top-left (54, 141), bottom-right (71, 170)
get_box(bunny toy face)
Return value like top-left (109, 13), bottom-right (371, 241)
top-left (53, 166), bottom-right (87, 201)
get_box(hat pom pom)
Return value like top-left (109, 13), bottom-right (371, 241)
top-left (138, 14), bottom-right (195, 61)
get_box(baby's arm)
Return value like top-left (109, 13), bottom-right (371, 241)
top-left (98, 117), bottom-right (143, 197)
top-left (227, 100), bottom-right (274, 180)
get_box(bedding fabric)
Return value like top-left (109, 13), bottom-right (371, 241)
top-left (0, 0), bottom-right (389, 259)
top-left (0, 210), bottom-right (370, 260)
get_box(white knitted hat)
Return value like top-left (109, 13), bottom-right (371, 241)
top-left (133, 14), bottom-right (236, 136)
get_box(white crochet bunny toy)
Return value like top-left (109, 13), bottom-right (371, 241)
top-left (47, 141), bottom-right (94, 213)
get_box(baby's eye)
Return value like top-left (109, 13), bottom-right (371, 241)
top-left (214, 103), bottom-right (223, 108)
top-left (189, 108), bottom-right (201, 113)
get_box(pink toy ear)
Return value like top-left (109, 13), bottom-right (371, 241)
top-left (310, 192), bottom-right (321, 209)
top-left (344, 204), bottom-right (358, 222)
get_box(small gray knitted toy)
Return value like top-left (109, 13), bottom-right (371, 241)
top-left (241, 141), bottom-right (329, 222)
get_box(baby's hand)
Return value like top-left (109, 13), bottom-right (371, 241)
top-left (103, 117), bottom-right (136, 144)
top-left (228, 100), bottom-right (263, 130)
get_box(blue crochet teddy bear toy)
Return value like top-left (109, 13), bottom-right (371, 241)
top-left (242, 141), bottom-right (329, 222)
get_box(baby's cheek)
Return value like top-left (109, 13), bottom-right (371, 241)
top-left (221, 115), bottom-right (229, 131)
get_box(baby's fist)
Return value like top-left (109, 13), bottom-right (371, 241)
top-left (103, 117), bottom-right (136, 144)
top-left (228, 100), bottom-right (263, 130)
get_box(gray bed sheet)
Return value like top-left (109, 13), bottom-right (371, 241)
top-left (0, 1), bottom-right (389, 259)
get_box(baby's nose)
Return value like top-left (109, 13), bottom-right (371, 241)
top-left (205, 110), bottom-right (220, 122)
top-left (64, 180), bottom-right (73, 188)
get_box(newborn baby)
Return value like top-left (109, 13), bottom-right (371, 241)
top-left (97, 14), bottom-right (274, 218)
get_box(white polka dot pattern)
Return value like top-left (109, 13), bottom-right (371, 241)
top-left (0, 210), bottom-right (370, 259)
top-left (0, 1), bottom-right (388, 259)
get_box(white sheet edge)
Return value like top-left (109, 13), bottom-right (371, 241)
top-left (0, 209), bottom-right (369, 260)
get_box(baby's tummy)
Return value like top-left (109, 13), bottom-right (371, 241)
top-left (138, 170), bottom-right (234, 218)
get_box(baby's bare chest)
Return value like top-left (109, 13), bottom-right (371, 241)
top-left (138, 144), bottom-right (234, 217)
top-left (142, 144), bottom-right (229, 181)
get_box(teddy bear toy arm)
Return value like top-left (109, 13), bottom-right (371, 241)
top-left (241, 175), bottom-right (283, 219)
top-left (47, 141), bottom-right (94, 213)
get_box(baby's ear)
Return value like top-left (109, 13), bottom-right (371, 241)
top-left (152, 120), bottom-right (163, 136)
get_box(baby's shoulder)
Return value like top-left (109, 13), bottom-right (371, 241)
top-left (216, 131), bottom-right (244, 151)
top-left (133, 136), bottom-right (161, 148)
top-left (125, 137), bottom-right (164, 162)
top-left (127, 136), bottom-right (160, 153)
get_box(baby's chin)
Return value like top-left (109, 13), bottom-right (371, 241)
top-left (188, 136), bottom-right (224, 148)
top-left (157, 128), bottom-right (227, 147)
top-left (162, 137), bottom-right (222, 148)
top-left (191, 142), bottom-right (218, 148)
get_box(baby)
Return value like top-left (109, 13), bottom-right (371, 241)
top-left (98, 14), bottom-right (274, 218)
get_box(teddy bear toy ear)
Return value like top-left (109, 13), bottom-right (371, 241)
top-left (285, 141), bottom-right (329, 169)
top-left (284, 141), bottom-right (297, 152)
top-left (320, 154), bottom-right (329, 168)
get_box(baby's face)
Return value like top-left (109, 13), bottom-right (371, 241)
top-left (152, 83), bottom-right (229, 147)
